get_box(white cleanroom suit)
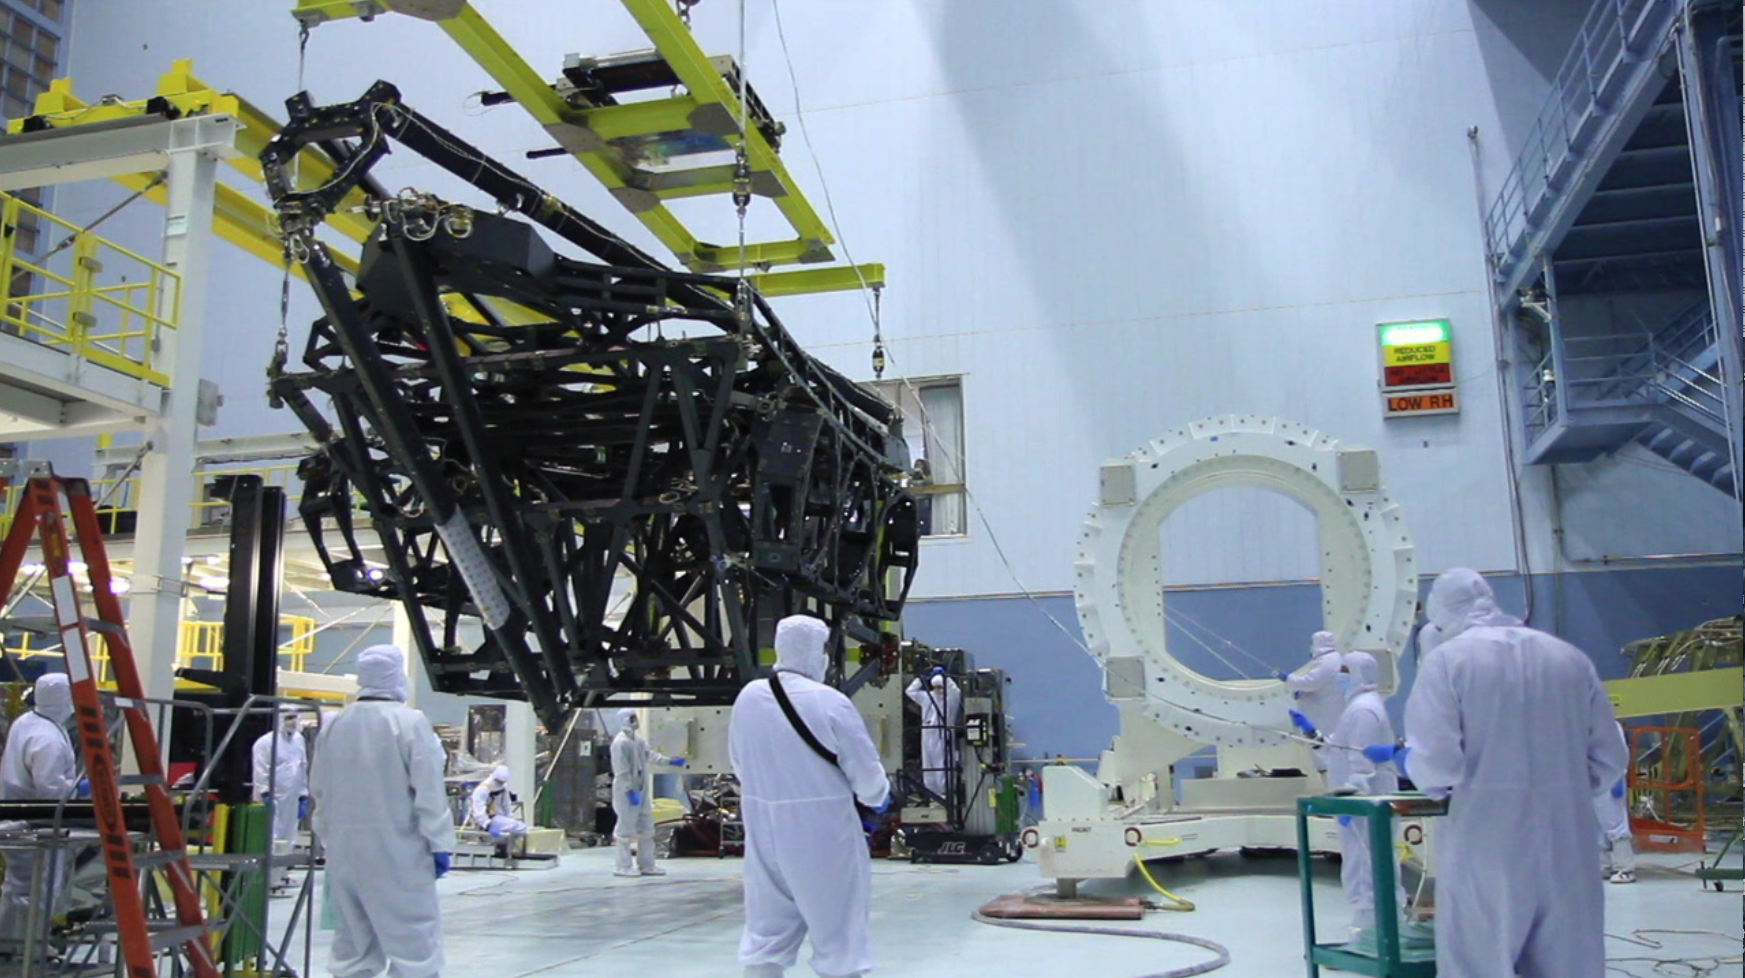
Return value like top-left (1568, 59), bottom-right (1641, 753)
top-left (731, 615), bottom-right (890, 978)
top-left (1414, 621), bottom-right (1446, 661)
top-left (469, 765), bottom-right (528, 841)
top-left (1402, 569), bottom-right (1626, 978)
top-left (309, 646), bottom-right (455, 978)
top-left (1593, 722), bottom-right (1636, 883)
top-left (611, 710), bottom-right (684, 876)
top-left (0, 674), bottom-right (78, 944)
top-left (1326, 652), bottom-right (1404, 932)
top-left (904, 672), bottom-right (960, 797)
top-left (1282, 630), bottom-right (1343, 770)
top-left (252, 710), bottom-right (308, 852)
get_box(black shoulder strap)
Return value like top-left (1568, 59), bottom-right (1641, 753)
top-left (769, 672), bottom-right (839, 767)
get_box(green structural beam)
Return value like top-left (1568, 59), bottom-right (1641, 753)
top-left (1605, 667), bottom-right (1744, 719)
top-left (748, 264), bottom-right (885, 298)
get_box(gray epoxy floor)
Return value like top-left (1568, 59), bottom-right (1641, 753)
top-left (264, 846), bottom-right (1742, 978)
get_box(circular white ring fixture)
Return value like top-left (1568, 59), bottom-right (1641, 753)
top-left (1075, 416), bottom-right (1417, 749)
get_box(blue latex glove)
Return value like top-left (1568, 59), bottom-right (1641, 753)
top-left (432, 852), bottom-right (451, 878)
top-left (1611, 779), bottom-right (1625, 799)
top-left (75, 778), bottom-right (90, 799)
top-left (874, 795), bottom-right (892, 815)
top-left (1336, 815), bottom-right (1352, 828)
top-left (1275, 670), bottom-right (1291, 682)
top-left (1363, 743), bottom-right (1399, 764)
top-left (298, 797), bottom-right (309, 820)
top-left (488, 823), bottom-right (504, 839)
top-left (668, 757), bottom-right (688, 768)
top-left (929, 666), bottom-right (945, 677)
top-left (1288, 710), bottom-right (1317, 737)
top-left (627, 789), bottom-right (642, 808)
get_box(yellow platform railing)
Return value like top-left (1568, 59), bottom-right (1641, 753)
top-left (88, 462), bottom-right (307, 533)
top-left (0, 191), bottom-right (180, 386)
top-left (6, 615), bottom-right (319, 683)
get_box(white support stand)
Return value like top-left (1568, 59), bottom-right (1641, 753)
top-left (503, 701), bottom-right (537, 811)
top-left (129, 137), bottom-right (223, 708)
top-left (391, 601), bottom-right (419, 708)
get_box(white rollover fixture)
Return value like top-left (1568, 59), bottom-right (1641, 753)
top-left (1030, 415), bottom-right (1418, 891)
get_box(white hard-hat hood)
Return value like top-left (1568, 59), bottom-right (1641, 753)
top-left (356, 645), bottom-right (409, 702)
top-left (773, 615), bottom-right (829, 682)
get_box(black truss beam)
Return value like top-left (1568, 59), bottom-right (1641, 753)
top-left (261, 86), bottom-right (918, 728)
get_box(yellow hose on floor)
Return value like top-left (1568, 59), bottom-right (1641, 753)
top-left (1133, 839), bottom-right (1195, 911)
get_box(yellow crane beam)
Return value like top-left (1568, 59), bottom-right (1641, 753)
top-left (289, 0), bottom-right (883, 297)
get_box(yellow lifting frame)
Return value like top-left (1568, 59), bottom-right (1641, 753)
top-left (289, 0), bottom-right (884, 297)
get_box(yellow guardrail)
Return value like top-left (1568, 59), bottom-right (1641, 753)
top-left (88, 462), bottom-right (307, 532)
top-left (0, 191), bottom-right (180, 386)
top-left (0, 462), bottom-right (314, 539)
top-left (0, 459), bottom-right (375, 576)
top-left (6, 615), bottom-right (318, 682)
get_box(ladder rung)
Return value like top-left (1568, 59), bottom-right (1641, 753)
top-left (148, 921), bottom-right (224, 952)
top-left (184, 852), bottom-right (265, 871)
top-left (116, 774), bottom-right (166, 787)
top-left (131, 849), bottom-right (187, 870)
top-left (85, 918), bottom-right (225, 950)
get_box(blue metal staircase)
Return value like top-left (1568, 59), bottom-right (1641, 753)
top-left (1523, 301), bottom-right (1731, 493)
top-left (1483, 0), bottom-right (1686, 301)
top-left (1488, 0), bottom-right (1740, 498)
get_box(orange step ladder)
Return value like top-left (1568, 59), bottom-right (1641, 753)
top-left (0, 467), bottom-right (220, 978)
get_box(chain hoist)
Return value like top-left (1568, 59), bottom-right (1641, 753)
top-left (268, 22), bottom-right (312, 408)
top-left (731, 0), bottom-right (753, 325)
top-left (871, 287), bottom-right (886, 379)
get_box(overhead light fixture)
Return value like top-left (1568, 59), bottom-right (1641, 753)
top-left (197, 576), bottom-right (231, 591)
top-left (109, 578), bottom-right (132, 595)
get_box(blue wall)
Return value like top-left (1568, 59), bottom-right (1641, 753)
top-left (908, 559), bottom-right (1741, 761)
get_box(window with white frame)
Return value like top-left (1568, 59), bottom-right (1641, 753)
top-left (869, 376), bottom-right (965, 537)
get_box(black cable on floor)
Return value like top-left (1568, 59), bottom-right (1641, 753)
top-left (971, 909), bottom-right (1231, 978)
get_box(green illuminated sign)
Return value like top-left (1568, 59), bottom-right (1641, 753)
top-left (1378, 320), bottom-right (1451, 347)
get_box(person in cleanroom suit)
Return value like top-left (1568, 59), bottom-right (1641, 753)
top-left (1276, 630), bottom-right (1344, 770)
top-left (904, 669), bottom-right (961, 797)
top-left (251, 708), bottom-right (308, 856)
top-left (1593, 721), bottom-right (1637, 884)
top-left (469, 765), bottom-right (529, 842)
top-left (610, 709), bottom-right (686, 877)
top-left (309, 646), bottom-right (454, 978)
top-left (730, 615), bottom-right (891, 978)
top-left (1375, 568), bottom-right (1626, 978)
top-left (1324, 652), bottom-right (1406, 933)
top-left (0, 674), bottom-right (78, 944)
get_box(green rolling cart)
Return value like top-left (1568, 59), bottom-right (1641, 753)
top-left (1295, 793), bottom-right (1446, 977)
